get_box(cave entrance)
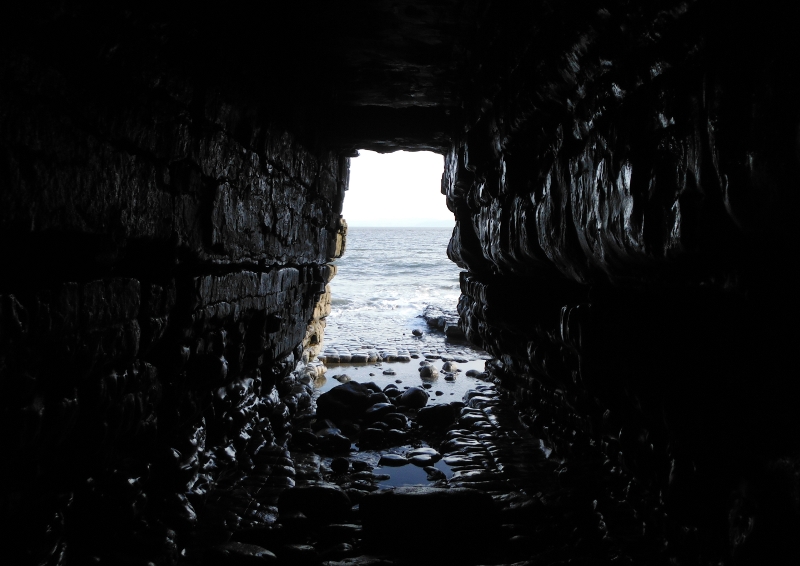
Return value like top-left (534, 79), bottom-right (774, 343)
top-left (314, 149), bottom-right (489, 406)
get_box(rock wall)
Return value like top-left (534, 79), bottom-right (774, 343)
top-left (445, 1), bottom-right (800, 561)
top-left (0, 48), bottom-right (347, 563)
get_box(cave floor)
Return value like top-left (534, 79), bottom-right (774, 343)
top-left (178, 358), bottom-right (671, 566)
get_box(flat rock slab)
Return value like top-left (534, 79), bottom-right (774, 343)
top-left (360, 487), bottom-right (499, 562)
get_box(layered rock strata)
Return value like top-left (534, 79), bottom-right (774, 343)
top-left (444, 1), bottom-right (800, 561)
top-left (0, 50), bottom-right (347, 564)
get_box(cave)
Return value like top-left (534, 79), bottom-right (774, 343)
top-left (1, 1), bottom-right (798, 564)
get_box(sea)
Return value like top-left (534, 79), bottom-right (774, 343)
top-left (327, 227), bottom-right (464, 342)
top-left (315, 227), bottom-right (490, 401)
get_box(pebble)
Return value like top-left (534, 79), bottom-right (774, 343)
top-left (419, 365), bottom-right (439, 379)
top-left (465, 369), bottom-right (480, 377)
top-left (412, 329), bottom-right (423, 336)
top-left (382, 369), bottom-right (396, 375)
top-left (442, 361), bottom-right (458, 371)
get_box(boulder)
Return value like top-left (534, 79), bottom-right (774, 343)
top-left (397, 386), bottom-right (429, 409)
top-left (317, 382), bottom-right (379, 420)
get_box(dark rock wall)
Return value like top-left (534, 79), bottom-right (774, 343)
top-left (445, 0), bottom-right (800, 560)
top-left (0, 45), bottom-right (347, 563)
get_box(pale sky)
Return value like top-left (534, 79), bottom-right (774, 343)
top-left (343, 150), bottom-right (455, 227)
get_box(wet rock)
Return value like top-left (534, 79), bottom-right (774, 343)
top-left (409, 454), bottom-right (436, 466)
top-left (293, 428), bottom-right (319, 447)
top-left (383, 413), bottom-right (409, 429)
top-left (317, 382), bottom-right (379, 420)
top-left (408, 447), bottom-right (441, 461)
top-left (210, 542), bottom-right (277, 564)
top-left (442, 361), bottom-right (457, 372)
top-left (412, 329), bottom-right (423, 337)
top-left (278, 483), bottom-right (351, 524)
top-left (416, 403), bottom-right (459, 428)
top-left (419, 365), bottom-right (439, 379)
top-left (364, 402), bottom-right (399, 423)
top-left (312, 419), bottom-right (339, 432)
top-left (316, 429), bottom-right (352, 454)
top-left (359, 428), bottom-right (386, 447)
top-left (465, 369), bottom-right (480, 377)
top-left (339, 420), bottom-right (361, 437)
top-left (318, 542), bottom-right (354, 561)
top-left (352, 460), bottom-right (371, 472)
top-left (397, 387), bottom-right (429, 409)
top-left (378, 454), bottom-right (409, 467)
top-left (423, 466), bottom-right (446, 481)
top-left (382, 369), bottom-right (396, 376)
top-left (385, 429), bottom-right (408, 444)
top-left (331, 457), bottom-right (350, 474)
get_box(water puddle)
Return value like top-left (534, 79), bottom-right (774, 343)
top-left (373, 458), bottom-right (453, 488)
